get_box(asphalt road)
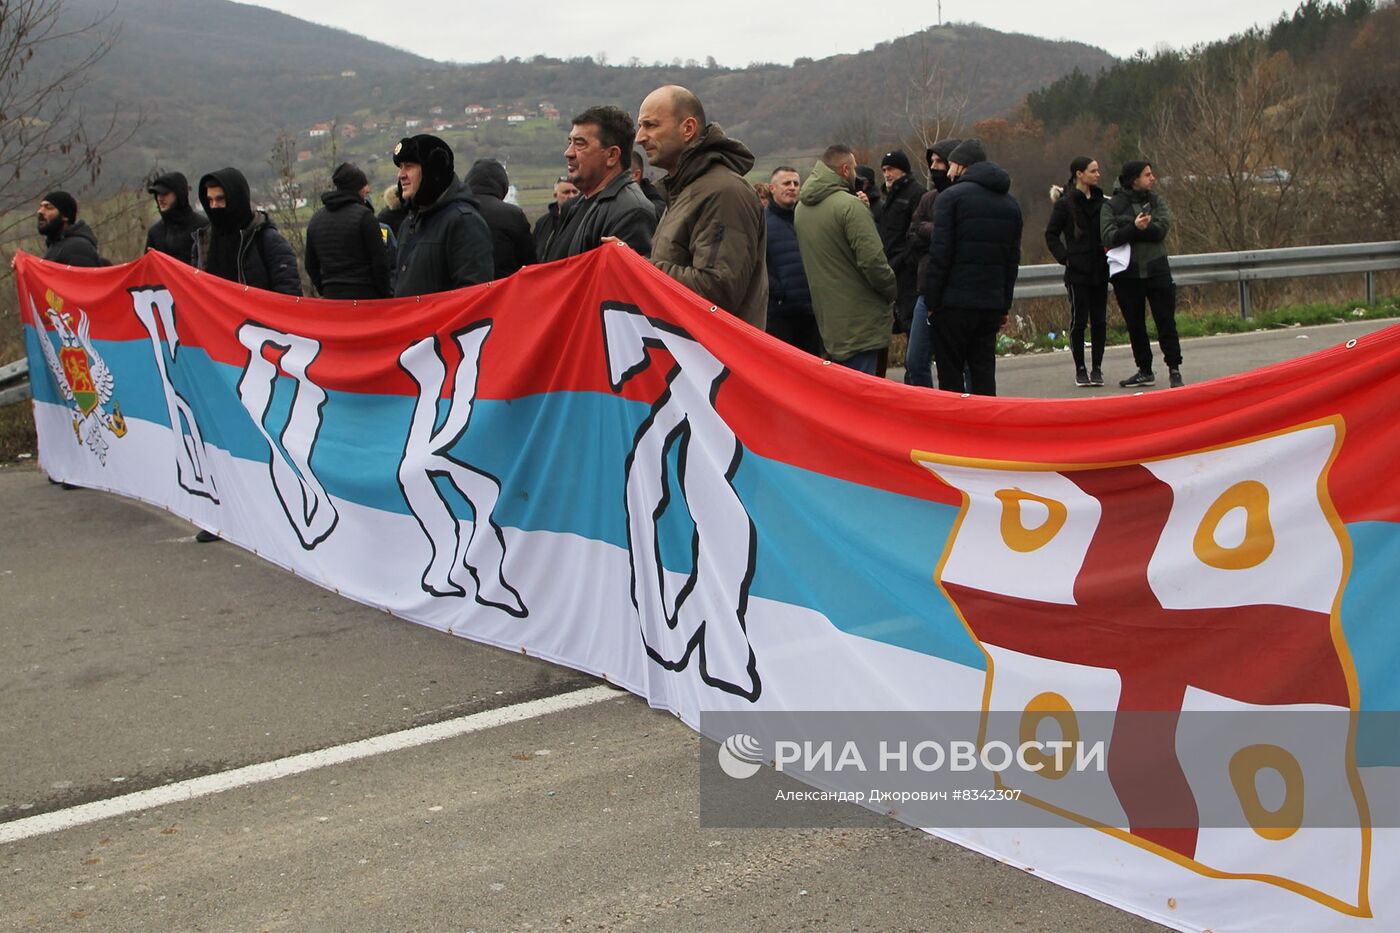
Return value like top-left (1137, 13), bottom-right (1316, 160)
top-left (1, 319), bottom-right (1391, 932)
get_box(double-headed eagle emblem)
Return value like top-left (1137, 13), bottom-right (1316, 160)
top-left (31, 289), bottom-right (127, 463)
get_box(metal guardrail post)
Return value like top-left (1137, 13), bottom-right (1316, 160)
top-left (1239, 281), bottom-right (1252, 319)
top-left (1367, 271), bottom-right (1376, 306)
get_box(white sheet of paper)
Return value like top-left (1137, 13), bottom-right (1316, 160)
top-left (1106, 243), bottom-right (1131, 277)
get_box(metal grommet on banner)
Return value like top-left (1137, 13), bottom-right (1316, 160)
top-left (709, 306), bottom-right (718, 313)
top-left (960, 393), bottom-right (971, 399)
top-left (1346, 339), bottom-right (1358, 349)
top-left (822, 360), bottom-right (831, 365)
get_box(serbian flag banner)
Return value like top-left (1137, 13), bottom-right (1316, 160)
top-left (15, 247), bottom-right (1400, 932)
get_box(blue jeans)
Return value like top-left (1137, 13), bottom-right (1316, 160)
top-left (904, 295), bottom-right (934, 387)
top-left (836, 349), bottom-right (880, 375)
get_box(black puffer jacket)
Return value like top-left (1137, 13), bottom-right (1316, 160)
top-left (144, 172), bottom-right (209, 265)
top-left (1044, 185), bottom-right (1107, 286)
top-left (394, 175), bottom-right (494, 297)
top-left (465, 159), bottom-right (536, 278)
top-left (542, 170), bottom-right (656, 261)
top-left (195, 167), bottom-right (302, 295)
top-left (924, 161), bottom-right (1023, 313)
top-left (877, 173), bottom-right (925, 275)
top-left (907, 187), bottom-right (939, 293)
top-left (764, 200), bottom-right (811, 318)
top-left (43, 221), bottom-right (104, 267)
top-left (306, 189), bottom-right (392, 299)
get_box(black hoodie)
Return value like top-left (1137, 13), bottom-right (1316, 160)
top-left (43, 219), bottom-right (104, 267)
top-left (305, 187), bottom-right (392, 299)
top-left (145, 171), bottom-right (209, 265)
top-left (464, 159), bottom-right (535, 278)
top-left (194, 167), bottom-right (302, 295)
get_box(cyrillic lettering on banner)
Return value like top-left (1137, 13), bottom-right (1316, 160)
top-left (235, 323), bottom-right (339, 549)
top-left (397, 321), bottom-right (526, 617)
top-left (128, 287), bottom-right (219, 501)
top-left (601, 303), bottom-right (760, 701)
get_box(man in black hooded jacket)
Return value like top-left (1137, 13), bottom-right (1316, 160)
top-left (924, 138), bottom-right (1022, 396)
top-left (876, 150), bottom-right (926, 333)
top-left (144, 173), bottom-right (209, 265)
top-left (37, 191), bottom-right (104, 266)
top-left (392, 134), bottom-right (494, 297)
top-left (305, 162), bottom-right (392, 299)
top-left (465, 158), bottom-right (536, 278)
top-left (194, 167), bottom-right (301, 295)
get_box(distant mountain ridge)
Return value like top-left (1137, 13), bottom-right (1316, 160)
top-left (50, 0), bottom-right (1115, 187)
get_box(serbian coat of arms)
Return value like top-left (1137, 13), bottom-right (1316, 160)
top-left (31, 288), bottom-right (127, 463)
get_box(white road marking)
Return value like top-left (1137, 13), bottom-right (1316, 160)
top-left (0, 685), bottom-right (619, 845)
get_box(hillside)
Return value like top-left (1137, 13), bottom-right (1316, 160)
top-left (40, 1), bottom-right (1113, 189)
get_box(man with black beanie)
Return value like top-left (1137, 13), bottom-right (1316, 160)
top-left (923, 137), bottom-right (1023, 396)
top-left (391, 134), bottom-right (493, 297)
top-left (36, 191), bottom-right (104, 267)
top-left (194, 167), bottom-right (302, 295)
top-left (305, 161), bottom-right (393, 299)
top-left (144, 173), bottom-right (209, 265)
top-left (1101, 159), bottom-right (1183, 388)
top-left (876, 149), bottom-right (926, 334)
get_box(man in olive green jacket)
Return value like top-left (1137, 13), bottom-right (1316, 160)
top-left (793, 145), bottom-right (897, 374)
top-left (634, 85), bottom-right (767, 329)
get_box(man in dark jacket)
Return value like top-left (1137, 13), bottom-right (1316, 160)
top-left (543, 106), bottom-right (656, 261)
top-left (1101, 160), bottom-right (1183, 388)
top-left (924, 138), bottom-right (1022, 396)
top-left (305, 162), bottom-right (393, 299)
top-left (144, 173), bottom-right (208, 265)
top-left (36, 192), bottom-right (103, 266)
top-left (465, 159), bottom-right (536, 277)
top-left (194, 167), bottom-right (302, 295)
top-left (634, 85), bottom-right (766, 328)
top-left (631, 148), bottom-right (668, 217)
top-left (877, 150), bottom-right (927, 333)
top-left (392, 134), bottom-right (494, 297)
top-left (532, 177), bottom-right (578, 257)
top-left (903, 138), bottom-right (961, 387)
top-left (764, 166), bottom-right (820, 357)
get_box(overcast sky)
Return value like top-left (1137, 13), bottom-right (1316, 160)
top-left (243, 0), bottom-right (1311, 65)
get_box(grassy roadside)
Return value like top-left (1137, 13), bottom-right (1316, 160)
top-left (3, 295), bottom-right (1397, 465)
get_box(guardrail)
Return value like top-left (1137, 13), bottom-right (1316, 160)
top-left (1, 242), bottom-right (1397, 408)
top-left (1013, 240), bottom-right (1400, 316)
top-left (0, 357), bottom-right (29, 407)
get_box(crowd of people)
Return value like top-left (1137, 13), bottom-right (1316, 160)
top-left (34, 82), bottom-right (1184, 395)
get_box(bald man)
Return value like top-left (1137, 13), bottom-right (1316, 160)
top-left (632, 85), bottom-right (767, 328)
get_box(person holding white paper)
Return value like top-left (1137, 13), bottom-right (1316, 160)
top-left (1100, 160), bottom-right (1184, 389)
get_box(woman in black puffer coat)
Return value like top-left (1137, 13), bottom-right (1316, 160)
top-left (1044, 156), bottom-right (1108, 387)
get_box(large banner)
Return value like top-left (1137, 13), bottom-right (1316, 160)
top-left (16, 247), bottom-right (1400, 931)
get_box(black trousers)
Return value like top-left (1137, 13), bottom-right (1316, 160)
top-left (932, 307), bottom-right (1002, 396)
top-left (766, 313), bottom-right (825, 358)
top-left (1066, 281), bottom-right (1107, 371)
top-left (1112, 276), bottom-right (1181, 371)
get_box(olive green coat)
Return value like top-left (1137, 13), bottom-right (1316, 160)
top-left (793, 160), bottom-right (897, 361)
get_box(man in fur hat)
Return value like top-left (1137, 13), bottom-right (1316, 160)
top-left (391, 134), bottom-right (493, 297)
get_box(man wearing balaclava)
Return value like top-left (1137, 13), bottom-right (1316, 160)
top-left (902, 137), bottom-right (961, 388)
top-left (193, 166), bottom-right (302, 295)
top-left (36, 191), bottom-right (104, 267)
top-left (144, 172), bottom-right (209, 265)
top-left (390, 134), bottom-right (493, 297)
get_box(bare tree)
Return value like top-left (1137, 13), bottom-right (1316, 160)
top-left (265, 131), bottom-right (324, 294)
top-left (891, 28), bottom-right (970, 185)
top-left (0, 0), bottom-right (136, 240)
top-left (1149, 43), bottom-right (1334, 252)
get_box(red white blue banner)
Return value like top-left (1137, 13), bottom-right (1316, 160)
top-left (16, 247), bottom-right (1400, 931)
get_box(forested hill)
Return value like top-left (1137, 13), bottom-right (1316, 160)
top-left (47, 0), bottom-right (1113, 185)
